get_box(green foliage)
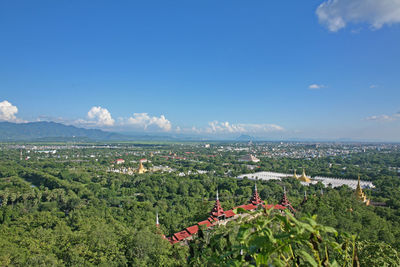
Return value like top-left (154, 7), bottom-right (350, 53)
top-left (0, 142), bottom-right (399, 265)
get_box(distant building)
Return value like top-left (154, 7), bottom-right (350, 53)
top-left (238, 154), bottom-right (260, 163)
top-left (238, 171), bottom-right (375, 190)
top-left (116, 159), bottom-right (125, 164)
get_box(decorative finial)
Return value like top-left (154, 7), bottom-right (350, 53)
top-left (254, 182), bottom-right (257, 192)
top-left (283, 186), bottom-right (286, 194)
top-left (216, 189), bottom-right (219, 200)
top-left (320, 188), bottom-right (324, 195)
top-left (156, 212), bottom-right (159, 225)
top-left (304, 190), bottom-right (307, 197)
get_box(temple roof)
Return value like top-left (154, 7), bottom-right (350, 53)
top-left (210, 190), bottom-right (224, 218)
top-left (250, 183), bottom-right (264, 205)
top-left (280, 187), bottom-right (296, 213)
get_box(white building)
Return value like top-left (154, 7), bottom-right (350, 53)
top-left (238, 154), bottom-right (260, 163)
top-left (237, 171), bottom-right (374, 190)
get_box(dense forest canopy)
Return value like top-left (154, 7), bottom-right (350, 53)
top-left (0, 142), bottom-right (399, 266)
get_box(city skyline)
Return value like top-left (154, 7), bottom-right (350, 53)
top-left (1, 1), bottom-right (400, 141)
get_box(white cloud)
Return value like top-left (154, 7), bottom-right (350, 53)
top-left (369, 84), bottom-right (378, 88)
top-left (87, 106), bottom-right (115, 126)
top-left (317, 0), bottom-right (400, 32)
top-left (205, 121), bottom-right (284, 134)
top-left (125, 113), bottom-right (172, 131)
top-left (366, 111), bottom-right (400, 121)
top-left (308, 84), bottom-right (325, 90)
top-left (0, 100), bottom-right (19, 122)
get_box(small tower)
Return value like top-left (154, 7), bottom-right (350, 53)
top-left (301, 190), bottom-right (308, 205)
top-left (355, 175), bottom-right (370, 205)
top-left (250, 182), bottom-right (264, 206)
top-left (155, 212), bottom-right (167, 239)
top-left (280, 187), bottom-right (296, 213)
top-left (210, 190), bottom-right (225, 219)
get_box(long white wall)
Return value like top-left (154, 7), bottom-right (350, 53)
top-left (237, 171), bottom-right (374, 190)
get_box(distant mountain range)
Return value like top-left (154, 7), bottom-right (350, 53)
top-left (0, 121), bottom-right (198, 142)
top-left (1, 121), bottom-right (381, 143)
top-left (0, 121), bottom-right (128, 141)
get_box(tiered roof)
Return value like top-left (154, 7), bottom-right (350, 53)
top-left (250, 183), bottom-right (264, 206)
top-left (166, 186), bottom-right (292, 244)
top-left (280, 187), bottom-right (296, 213)
top-left (355, 175), bottom-right (370, 205)
top-left (210, 190), bottom-right (224, 218)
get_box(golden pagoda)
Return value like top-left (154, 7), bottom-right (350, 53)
top-left (293, 170), bottom-right (299, 179)
top-left (298, 169), bottom-right (311, 183)
top-left (137, 161), bottom-right (147, 174)
top-left (355, 175), bottom-right (370, 205)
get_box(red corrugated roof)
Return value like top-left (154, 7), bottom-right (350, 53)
top-left (186, 225), bottom-right (199, 235)
top-left (236, 204), bottom-right (257, 211)
top-left (173, 230), bottom-right (191, 241)
top-left (224, 209), bottom-right (236, 218)
top-left (198, 220), bottom-right (212, 227)
top-left (274, 204), bottom-right (287, 210)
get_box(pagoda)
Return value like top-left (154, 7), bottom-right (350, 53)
top-left (210, 190), bottom-right (225, 219)
top-left (280, 187), bottom-right (296, 213)
top-left (293, 170), bottom-right (299, 179)
top-left (137, 161), bottom-right (147, 174)
top-left (298, 169), bottom-right (311, 183)
top-left (250, 183), bottom-right (264, 206)
top-left (355, 175), bottom-right (370, 205)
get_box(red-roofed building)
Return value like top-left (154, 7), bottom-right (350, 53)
top-left (115, 159), bottom-right (125, 164)
top-left (210, 190), bottom-right (225, 219)
top-left (250, 183), bottom-right (264, 206)
top-left (186, 225), bottom-right (199, 235)
top-left (224, 209), bottom-right (236, 218)
top-left (198, 220), bottom-right (212, 228)
top-left (166, 186), bottom-right (294, 244)
top-left (173, 230), bottom-right (191, 241)
top-left (280, 187), bottom-right (296, 213)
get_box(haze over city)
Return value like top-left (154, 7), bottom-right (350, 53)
top-left (1, 0), bottom-right (400, 141)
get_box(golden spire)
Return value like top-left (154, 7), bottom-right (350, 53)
top-left (138, 161), bottom-right (147, 174)
top-left (293, 170), bottom-right (298, 179)
top-left (299, 168), bottom-right (311, 183)
top-left (355, 175), bottom-right (369, 205)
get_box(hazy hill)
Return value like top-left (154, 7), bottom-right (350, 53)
top-left (0, 121), bottom-right (124, 141)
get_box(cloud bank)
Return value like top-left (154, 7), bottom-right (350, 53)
top-left (77, 107), bottom-right (172, 132)
top-left (309, 84), bottom-right (325, 90)
top-left (124, 113), bottom-right (172, 132)
top-left (366, 111), bottom-right (400, 122)
top-left (205, 121), bottom-right (284, 134)
top-left (0, 100), bottom-right (19, 122)
top-left (87, 106), bottom-right (115, 126)
top-left (316, 0), bottom-right (400, 32)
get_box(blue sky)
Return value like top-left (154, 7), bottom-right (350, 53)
top-left (1, 0), bottom-right (400, 141)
